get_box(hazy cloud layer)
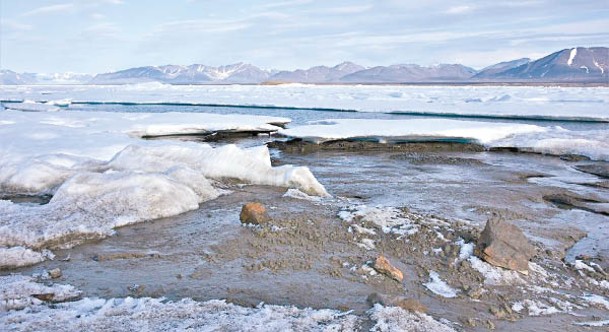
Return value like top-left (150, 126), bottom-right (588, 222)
top-left (1, 0), bottom-right (607, 73)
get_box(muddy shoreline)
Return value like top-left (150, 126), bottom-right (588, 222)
top-left (5, 140), bottom-right (609, 330)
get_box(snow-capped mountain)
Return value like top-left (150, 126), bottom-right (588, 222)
top-left (2, 47), bottom-right (607, 85)
top-left (0, 70), bottom-right (37, 85)
top-left (269, 62), bottom-right (365, 83)
top-left (473, 58), bottom-right (531, 79)
top-left (480, 47), bottom-right (608, 82)
top-left (91, 63), bottom-right (271, 84)
top-left (340, 64), bottom-right (477, 83)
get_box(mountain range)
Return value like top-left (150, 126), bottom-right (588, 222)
top-left (2, 47), bottom-right (607, 85)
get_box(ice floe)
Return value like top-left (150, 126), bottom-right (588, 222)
top-left (280, 118), bottom-right (609, 161)
top-left (280, 118), bottom-right (546, 144)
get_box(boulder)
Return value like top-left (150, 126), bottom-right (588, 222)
top-left (475, 217), bottom-right (536, 273)
top-left (240, 202), bottom-right (270, 225)
top-left (372, 255), bottom-right (403, 282)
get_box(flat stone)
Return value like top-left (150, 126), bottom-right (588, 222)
top-left (240, 202), bottom-right (270, 225)
top-left (475, 217), bottom-right (536, 273)
top-left (372, 255), bottom-right (403, 282)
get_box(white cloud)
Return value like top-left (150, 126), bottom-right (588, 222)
top-left (445, 5), bottom-right (474, 15)
top-left (21, 3), bottom-right (75, 17)
top-left (155, 19), bottom-right (250, 34)
top-left (0, 19), bottom-right (33, 32)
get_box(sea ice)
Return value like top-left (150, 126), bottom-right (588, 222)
top-left (280, 118), bottom-right (546, 144)
top-left (2, 84), bottom-right (608, 121)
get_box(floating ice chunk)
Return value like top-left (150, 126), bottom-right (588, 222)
top-left (424, 271), bottom-right (458, 298)
top-left (368, 304), bottom-right (456, 332)
top-left (280, 118), bottom-right (545, 145)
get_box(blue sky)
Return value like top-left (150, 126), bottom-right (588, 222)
top-left (1, 0), bottom-right (607, 73)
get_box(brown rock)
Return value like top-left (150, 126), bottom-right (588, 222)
top-left (48, 268), bottom-right (62, 279)
top-left (240, 202), bottom-right (270, 225)
top-left (475, 217), bottom-right (536, 273)
top-left (372, 255), bottom-right (403, 282)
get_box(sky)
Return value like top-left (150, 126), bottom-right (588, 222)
top-left (1, 0), bottom-right (608, 74)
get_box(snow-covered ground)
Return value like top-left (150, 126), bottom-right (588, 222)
top-left (0, 274), bottom-right (457, 331)
top-left (1, 83), bottom-right (608, 121)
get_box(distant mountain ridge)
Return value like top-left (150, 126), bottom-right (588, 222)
top-left (2, 47), bottom-right (607, 85)
top-left (482, 47), bottom-right (608, 82)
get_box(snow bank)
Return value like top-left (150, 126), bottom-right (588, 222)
top-left (2, 84), bottom-right (608, 121)
top-left (0, 110), bottom-right (327, 267)
top-left (280, 118), bottom-right (546, 144)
